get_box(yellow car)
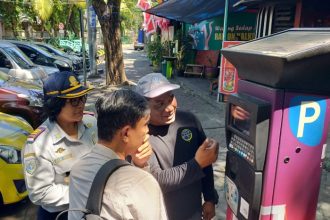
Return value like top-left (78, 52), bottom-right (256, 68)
top-left (0, 112), bottom-right (33, 205)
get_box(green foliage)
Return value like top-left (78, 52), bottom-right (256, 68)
top-left (33, 0), bottom-right (54, 21)
top-left (146, 35), bottom-right (163, 66)
top-left (0, 1), bottom-right (25, 36)
top-left (120, 0), bottom-right (143, 41)
top-left (175, 45), bottom-right (186, 71)
top-left (162, 40), bottom-right (175, 57)
top-left (121, 36), bottom-right (132, 44)
top-left (0, 0), bottom-right (81, 39)
top-left (41, 0), bottom-right (81, 37)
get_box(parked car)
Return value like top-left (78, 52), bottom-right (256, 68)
top-left (7, 40), bottom-right (73, 73)
top-left (0, 112), bottom-right (33, 205)
top-left (35, 42), bottom-right (89, 74)
top-left (0, 41), bottom-right (48, 86)
top-left (1, 40), bottom-right (59, 77)
top-left (134, 40), bottom-right (144, 50)
top-left (0, 71), bottom-right (46, 129)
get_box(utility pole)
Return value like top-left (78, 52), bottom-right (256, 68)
top-left (87, 1), bottom-right (97, 77)
top-left (79, 8), bottom-right (87, 86)
top-left (218, 0), bottom-right (229, 102)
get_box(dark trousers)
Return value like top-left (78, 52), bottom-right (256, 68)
top-left (37, 206), bottom-right (67, 220)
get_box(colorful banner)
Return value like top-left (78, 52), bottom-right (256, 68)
top-left (185, 12), bottom-right (256, 50)
top-left (219, 41), bottom-right (241, 94)
top-left (137, 0), bottom-right (169, 35)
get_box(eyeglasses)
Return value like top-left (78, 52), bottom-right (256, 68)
top-left (67, 95), bottom-right (87, 107)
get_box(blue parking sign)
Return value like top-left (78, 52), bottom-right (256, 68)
top-left (89, 6), bottom-right (96, 28)
top-left (289, 96), bottom-right (327, 147)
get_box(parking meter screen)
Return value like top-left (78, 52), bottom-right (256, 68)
top-left (230, 105), bottom-right (251, 136)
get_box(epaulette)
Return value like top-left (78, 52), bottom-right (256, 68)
top-left (83, 111), bottom-right (95, 116)
top-left (27, 126), bottom-right (46, 143)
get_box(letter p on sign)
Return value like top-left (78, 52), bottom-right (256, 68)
top-left (289, 96), bottom-right (326, 147)
top-left (297, 101), bottom-right (321, 137)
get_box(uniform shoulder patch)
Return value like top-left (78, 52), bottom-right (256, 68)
top-left (27, 126), bottom-right (46, 143)
top-left (83, 111), bottom-right (95, 116)
top-left (25, 157), bottom-right (38, 175)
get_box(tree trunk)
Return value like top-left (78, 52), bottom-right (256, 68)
top-left (70, 9), bottom-right (80, 37)
top-left (11, 20), bottom-right (18, 37)
top-left (92, 0), bottom-right (127, 85)
top-left (64, 5), bottom-right (72, 38)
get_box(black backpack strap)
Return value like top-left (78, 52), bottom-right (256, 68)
top-left (85, 159), bottom-right (130, 215)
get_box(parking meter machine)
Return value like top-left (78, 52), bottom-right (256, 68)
top-left (221, 28), bottom-right (330, 220)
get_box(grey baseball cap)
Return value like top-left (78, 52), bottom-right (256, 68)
top-left (135, 73), bottom-right (180, 98)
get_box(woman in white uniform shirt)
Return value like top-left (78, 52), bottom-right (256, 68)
top-left (22, 71), bottom-right (97, 220)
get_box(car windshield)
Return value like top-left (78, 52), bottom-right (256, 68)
top-left (40, 44), bottom-right (65, 56)
top-left (33, 44), bottom-right (56, 57)
top-left (3, 47), bottom-right (34, 69)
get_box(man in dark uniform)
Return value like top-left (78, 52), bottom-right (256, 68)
top-left (136, 73), bottom-right (219, 220)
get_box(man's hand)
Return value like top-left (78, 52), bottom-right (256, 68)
top-left (231, 105), bottom-right (250, 120)
top-left (131, 134), bottom-right (153, 168)
top-left (202, 201), bottom-right (216, 220)
top-left (195, 138), bottom-right (219, 168)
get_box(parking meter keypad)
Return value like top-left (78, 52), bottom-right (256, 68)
top-left (229, 134), bottom-right (254, 165)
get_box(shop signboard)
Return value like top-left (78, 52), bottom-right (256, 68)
top-left (185, 12), bottom-right (256, 50)
top-left (59, 39), bottom-right (88, 53)
top-left (219, 41), bottom-right (241, 95)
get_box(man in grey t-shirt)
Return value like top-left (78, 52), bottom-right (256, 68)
top-left (69, 90), bottom-right (167, 220)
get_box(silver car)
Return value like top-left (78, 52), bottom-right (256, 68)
top-left (8, 40), bottom-right (73, 73)
top-left (35, 42), bottom-right (88, 74)
top-left (0, 41), bottom-right (48, 86)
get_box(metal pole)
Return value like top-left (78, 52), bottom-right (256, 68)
top-left (79, 8), bottom-right (87, 86)
top-left (223, 0), bottom-right (229, 41)
top-left (87, 2), bottom-right (97, 76)
top-left (218, 0), bottom-right (229, 102)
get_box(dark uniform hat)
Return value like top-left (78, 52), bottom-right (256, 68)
top-left (43, 71), bottom-right (93, 99)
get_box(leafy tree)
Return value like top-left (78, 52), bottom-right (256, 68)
top-left (31, 0), bottom-right (53, 37)
top-left (31, 0), bottom-right (82, 38)
top-left (0, 0), bottom-right (25, 37)
top-left (120, 0), bottom-right (143, 40)
top-left (92, 0), bottom-right (127, 85)
top-left (32, 0), bottom-right (53, 21)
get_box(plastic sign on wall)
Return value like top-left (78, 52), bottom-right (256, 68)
top-left (185, 13), bottom-right (256, 50)
top-left (219, 41), bottom-right (241, 95)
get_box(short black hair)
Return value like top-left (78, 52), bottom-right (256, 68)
top-left (95, 89), bottom-right (150, 141)
top-left (43, 90), bottom-right (66, 122)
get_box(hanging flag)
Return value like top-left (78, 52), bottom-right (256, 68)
top-left (137, 0), bottom-right (170, 35)
top-left (144, 13), bottom-right (157, 35)
top-left (136, 0), bottom-right (150, 10)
